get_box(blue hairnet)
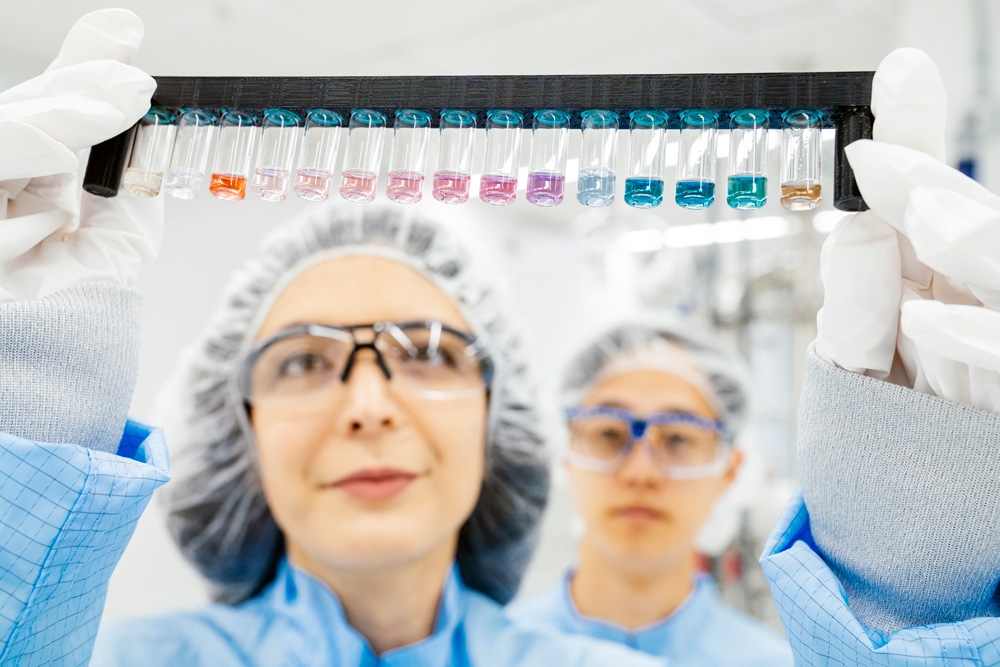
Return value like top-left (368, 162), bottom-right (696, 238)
top-left (158, 205), bottom-right (549, 606)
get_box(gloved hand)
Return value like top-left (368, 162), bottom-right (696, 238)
top-left (0, 8), bottom-right (162, 302)
top-left (815, 48), bottom-right (1000, 413)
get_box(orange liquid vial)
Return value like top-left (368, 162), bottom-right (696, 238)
top-left (210, 173), bottom-right (247, 201)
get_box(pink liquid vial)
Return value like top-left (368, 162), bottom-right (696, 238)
top-left (294, 169), bottom-right (333, 201)
top-left (526, 172), bottom-right (565, 206)
top-left (340, 170), bottom-right (378, 203)
top-left (386, 170), bottom-right (425, 204)
top-left (252, 168), bottom-right (290, 202)
top-left (432, 171), bottom-right (471, 204)
top-left (479, 174), bottom-right (518, 206)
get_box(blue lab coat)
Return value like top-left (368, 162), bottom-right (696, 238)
top-left (0, 421), bottom-right (663, 667)
top-left (760, 489), bottom-right (1000, 666)
top-left (509, 571), bottom-right (793, 666)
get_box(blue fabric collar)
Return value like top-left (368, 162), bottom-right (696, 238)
top-left (556, 569), bottom-right (717, 653)
top-left (269, 558), bottom-right (467, 667)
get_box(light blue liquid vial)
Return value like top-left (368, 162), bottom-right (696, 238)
top-left (624, 177), bottom-right (664, 208)
top-left (727, 175), bottom-right (767, 209)
top-left (675, 179), bottom-right (715, 209)
top-left (577, 168), bottom-right (616, 206)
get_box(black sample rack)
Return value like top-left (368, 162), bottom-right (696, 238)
top-left (83, 72), bottom-right (875, 211)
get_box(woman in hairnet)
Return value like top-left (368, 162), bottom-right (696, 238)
top-left (510, 318), bottom-right (793, 665)
top-left (0, 10), bottom-right (663, 667)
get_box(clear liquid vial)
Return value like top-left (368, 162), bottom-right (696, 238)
top-left (164, 109), bottom-right (216, 200)
top-left (387, 109), bottom-right (431, 204)
top-left (123, 108), bottom-right (176, 197)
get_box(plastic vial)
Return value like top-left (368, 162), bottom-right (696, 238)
top-left (527, 109), bottom-right (570, 207)
top-left (252, 109), bottom-right (302, 202)
top-left (210, 110), bottom-right (258, 201)
top-left (480, 110), bottom-right (523, 206)
top-left (577, 110), bottom-right (618, 206)
top-left (163, 109), bottom-right (216, 200)
top-left (385, 109), bottom-right (431, 204)
top-left (727, 109), bottom-right (769, 209)
top-left (624, 109), bottom-right (668, 208)
top-left (433, 109), bottom-right (476, 204)
top-left (122, 108), bottom-right (176, 197)
top-left (340, 109), bottom-right (386, 203)
top-left (675, 109), bottom-right (719, 209)
top-left (294, 109), bottom-right (343, 202)
top-left (780, 109), bottom-right (822, 211)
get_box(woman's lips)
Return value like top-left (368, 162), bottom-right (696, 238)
top-left (330, 468), bottom-right (417, 501)
top-left (613, 506), bottom-right (664, 522)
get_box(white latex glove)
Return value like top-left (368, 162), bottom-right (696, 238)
top-left (815, 48), bottom-right (1000, 413)
top-left (0, 8), bottom-right (162, 302)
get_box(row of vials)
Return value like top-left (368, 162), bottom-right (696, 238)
top-left (121, 107), bottom-right (823, 211)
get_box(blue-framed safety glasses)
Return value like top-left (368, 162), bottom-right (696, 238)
top-left (564, 405), bottom-right (732, 480)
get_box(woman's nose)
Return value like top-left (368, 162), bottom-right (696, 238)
top-left (335, 350), bottom-right (402, 436)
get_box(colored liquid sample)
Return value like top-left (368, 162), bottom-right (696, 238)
top-left (252, 168), bottom-right (290, 202)
top-left (294, 169), bottom-right (333, 201)
top-left (780, 182), bottom-right (821, 211)
top-left (432, 171), bottom-right (471, 204)
top-left (122, 168), bottom-right (163, 197)
top-left (675, 180), bottom-right (715, 209)
top-left (164, 168), bottom-right (203, 200)
top-left (386, 171), bottom-right (425, 204)
top-left (210, 173), bottom-right (247, 201)
top-left (624, 177), bottom-right (664, 208)
top-left (727, 175), bottom-right (767, 209)
top-left (340, 170), bottom-right (378, 203)
top-left (479, 175), bottom-right (517, 206)
top-left (576, 168), bottom-right (615, 206)
top-left (526, 172), bottom-right (565, 207)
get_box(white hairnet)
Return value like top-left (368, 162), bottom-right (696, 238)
top-left (157, 204), bottom-right (549, 605)
top-left (560, 314), bottom-right (761, 556)
top-left (560, 314), bottom-right (751, 439)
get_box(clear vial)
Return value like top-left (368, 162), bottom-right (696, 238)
top-left (433, 109), bottom-right (476, 204)
top-left (340, 109), bottom-right (386, 203)
top-left (727, 109), bottom-right (769, 210)
top-left (624, 109), bottom-right (668, 208)
top-left (386, 109), bottom-right (431, 204)
top-left (576, 110), bottom-right (618, 207)
top-left (527, 109), bottom-right (570, 207)
top-left (164, 108), bottom-right (216, 200)
top-left (252, 109), bottom-right (302, 202)
top-left (295, 109), bottom-right (343, 202)
top-left (675, 109), bottom-right (719, 210)
top-left (780, 109), bottom-right (822, 211)
top-left (122, 108), bottom-right (176, 197)
top-left (480, 109), bottom-right (523, 206)
top-left (210, 110), bottom-right (258, 201)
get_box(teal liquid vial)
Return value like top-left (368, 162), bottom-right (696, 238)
top-left (727, 175), bottom-right (767, 209)
top-left (675, 179), bottom-right (715, 209)
top-left (624, 177), bottom-right (664, 208)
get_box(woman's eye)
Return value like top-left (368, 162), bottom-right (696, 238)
top-left (412, 346), bottom-right (458, 367)
top-left (277, 352), bottom-right (329, 377)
